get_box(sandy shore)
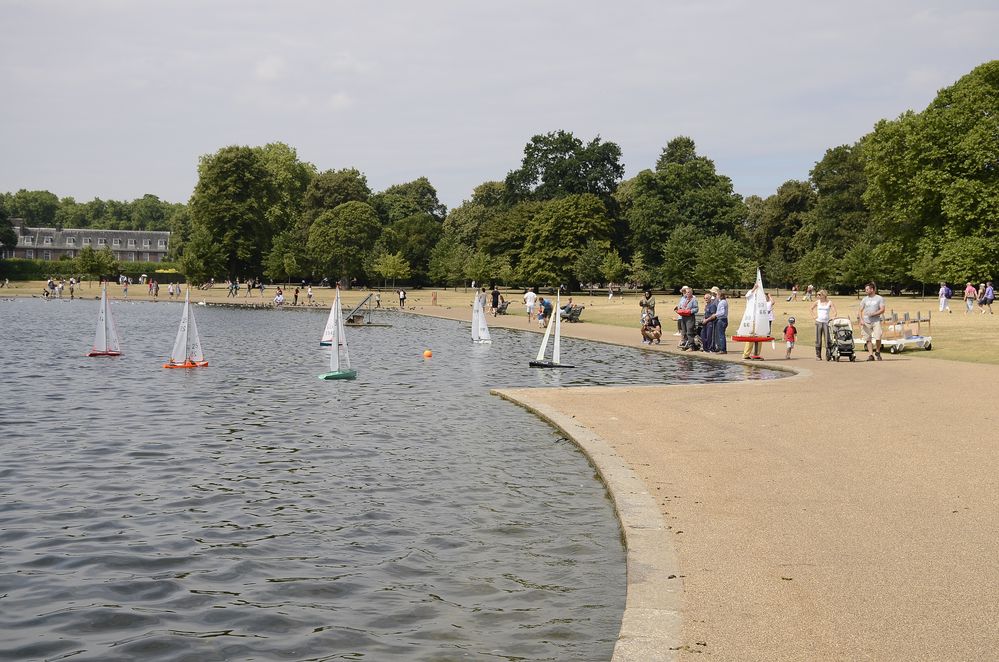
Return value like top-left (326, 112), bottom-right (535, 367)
top-left (403, 302), bottom-right (999, 661)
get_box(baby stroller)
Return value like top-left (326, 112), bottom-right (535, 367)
top-left (828, 317), bottom-right (856, 362)
top-left (686, 316), bottom-right (706, 351)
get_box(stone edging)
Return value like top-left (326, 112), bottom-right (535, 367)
top-left (491, 389), bottom-right (683, 662)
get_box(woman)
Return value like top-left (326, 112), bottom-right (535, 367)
top-left (964, 282), bottom-right (977, 314)
top-left (700, 292), bottom-right (716, 352)
top-left (810, 290), bottom-right (837, 360)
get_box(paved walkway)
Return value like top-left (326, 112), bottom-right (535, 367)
top-left (412, 303), bottom-right (999, 661)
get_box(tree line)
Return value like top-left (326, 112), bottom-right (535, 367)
top-left (3, 60), bottom-right (996, 292)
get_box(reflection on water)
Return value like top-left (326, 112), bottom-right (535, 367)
top-left (0, 298), bottom-right (781, 661)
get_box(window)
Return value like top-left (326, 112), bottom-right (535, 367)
top-left (66, 250), bottom-right (74, 258)
top-left (143, 239), bottom-right (151, 248)
top-left (144, 252), bottom-right (150, 261)
top-left (128, 252), bottom-right (135, 261)
top-left (66, 237), bottom-right (76, 245)
top-left (43, 251), bottom-right (52, 260)
top-left (26, 250), bottom-right (34, 258)
top-left (83, 237), bottom-right (91, 245)
top-left (43, 236), bottom-right (53, 245)
top-left (23, 236), bottom-right (33, 245)
top-left (113, 238), bottom-right (121, 247)
top-left (158, 239), bottom-right (166, 247)
top-left (127, 239), bottom-right (136, 247)
top-left (97, 238), bottom-right (106, 246)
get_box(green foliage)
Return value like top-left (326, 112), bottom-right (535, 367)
top-left (375, 213), bottom-right (443, 283)
top-left (0, 214), bottom-right (15, 249)
top-left (371, 177), bottom-right (446, 224)
top-left (301, 168), bottom-right (371, 228)
top-left (371, 251), bottom-right (411, 286)
top-left (746, 180), bottom-right (816, 271)
top-left (7, 190), bottom-right (60, 226)
top-left (691, 235), bottom-right (747, 288)
top-left (257, 142), bottom-right (316, 236)
top-left (264, 231), bottom-right (307, 282)
top-left (505, 130), bottom-right (624, 203)
top-left (442, 202), bottom-right (493, 247)
top-left (627, 253), bottom-right (656, 288)
top-left (187, 145), bottom-right (278, 277)
top-left (306, 201), bottom-right (381, 282)
top-left (601, 250), bottom-right (627, 283)
top-left (428, 235), bottom-right (471, 287)
top-left (477, 201), bottom-right (538, 267)
top-left (517, 194), bottom-right (611, 286)
top-left (659, 224), bottom-right (701, 286)
top-left (573, 239), bottom-right (608, 284)
top-left (470, 181), bottom-right (507, 208)
top-left (937, 235), bottom-right (998, 284)
top-left (464, 250), bottom-right (493, 285)
top-left (794, 247), bottom-right (840, 289)
top-left (838, 242), bottom-right (879, 290)
top-left (0, 256), bottom-right (175, 281)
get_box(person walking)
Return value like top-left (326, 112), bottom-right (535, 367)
top-left (810, 290), bottom-right (837, 360)
top-left (783, 317), bottom-right (798, 359)
top-left (983, 281), bottom-right (994, 314)
top-left (964, 282), bottom-right (977, 314)
top-left (938, 282), bottom-right (952, 313)
top-left (524, 288), bottom-right (538, 324)
top-left (858, 282), bottom-right (886, 361)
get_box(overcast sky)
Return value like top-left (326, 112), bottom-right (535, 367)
top-left (1, 0), bottom-right (996, 211)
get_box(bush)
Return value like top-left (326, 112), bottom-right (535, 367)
top-left (0, 257), bottom-right (178, 281)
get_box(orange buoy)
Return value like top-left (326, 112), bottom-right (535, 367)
top-left (423, 349), bottom-right (433, 358)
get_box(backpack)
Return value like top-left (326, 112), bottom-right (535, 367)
top-left (944, 286), bottom-right (953, 299)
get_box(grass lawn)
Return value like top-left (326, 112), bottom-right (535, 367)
top-left (7, 280), bottom-right (998, 364)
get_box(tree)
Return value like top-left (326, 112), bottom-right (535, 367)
top-left (0, 206), bottom-right (14, 249)
top-left (838, 242), bottom-right (879, 291)
top-left (692, 235), bottom-right (747, 288)
top-left (442, 202), bottom-right (494, 247)
top-left (372, 251), bottom-right (411, 286)
top-left (464, 250), bottom-right (493, 286)
top-left (505, 130), bottom-right (624, 203)
top-left (574, 239), bottom-right (607, 285)
top-left (264, 231), bottom-right (306, 282)
top-left (375, 213), bottom-right (443, 283)
top-left (256, 142), bottom-right (315, 236)
top-left (517, 194), bottom-right (611, 285)
top-left (371, 177), bottom-right (446, 224)
top-left (477, 201), bottom-right (539, 267)
top-left (96, 246), bottom-right (119, 278)
top-left (627, 253), bottom-right (655, 288)
top-left (306, 201), bottom-right (381, 283)
top-left (794, 247), bottom-right (840, 289)
top-left (187, 145), bottom-right (277, 278)
top-left (428, 235), bottom-right (471, 287)
top-left (8, 189), bottom-right (59, 225)
top-left (601, 250), bottom-right (628, 284)
top-left (77, 246), bottom-right (101, 280)
top-left (659, 224), bottom-right (701, 286)
top-left (864, 61), bottom-right (999, 251)
top-left (301, 168), bottom-right (371, 228)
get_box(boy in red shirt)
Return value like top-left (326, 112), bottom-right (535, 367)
top-left (784, 316), bottom-right (798, 359)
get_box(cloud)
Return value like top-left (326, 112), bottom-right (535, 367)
top-left (254, 56), bottom-right (286, 82)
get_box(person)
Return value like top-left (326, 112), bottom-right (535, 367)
top-left (938, 282), bottom-right (952, 313)
top-left (168, 283), bottom-right (175, 299)
top-left (963, 281), bottom-right (977, 314)
top-left (274, 290), bottom-right (285, 307)
top-left (804, 284), bottom-right (814, 301)
top-left (673, 286), bottom-right (698, 350)
top-left (374, 291), bottom-right (381, 308)
top-left (810, 289), bottom-right (837, 360)
top-left (490, 286), bottom-right (502, 316)
top-left (306, 285), bottom-right (314, 305)
top-left (398, 288), bottom-right (407, 309)
top-left (641, 311), bottom-right (662, 344)
top-left (293, 287), bottom-right (300, 306)
top-left (790, 284), bottom-right (798, 301)
top-left (478, 286), bottom-right (488, 312)
top-left (68, 277), bottom-right (75, 300)
top-left (783, 317), bottom-right (798, 359)
top-left (858, 281), bottom-right (886, 361)
top-left (639, 290), bottom-right (656, 318)
top-left (608, 282), bottom-right (614, 300)
top-left (700, 291), bottom-right (716, 352)
top-left (523, 288), bottom-right (538, 323)
top-left (702, 290), bottom-right (728, 353)
top-left (122, 280), bottom-right (128, 298)
top-left (537, 296), bottom-right (553, 327)
top-left (983, 281), bottom-right (994, 314)
top-left (765, 292), bottom-right (775, 332)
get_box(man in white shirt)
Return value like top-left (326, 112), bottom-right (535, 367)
top-left (523, 288), bottom-right (538, 324)
top-left (858, 282), bottom-right (886, 361)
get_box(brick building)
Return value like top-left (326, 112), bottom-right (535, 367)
top-left (2, 221), bottom-right (171, 262)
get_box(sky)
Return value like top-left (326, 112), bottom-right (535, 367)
top-left (1, 0), bottom-right (996, 211)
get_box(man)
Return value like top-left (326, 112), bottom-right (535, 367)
top-left (537, 296), bottom-right (553, 327)
top-left (674, 286), bottom-right (698, 350)
top-left (524, 288), bottom-right (538, 323)
top-left (858, 281), bottom-right (886, 361)
top-left (490, 285), bottom-right (502, 316)
top-left (703, 289), bottom-right (728, 353)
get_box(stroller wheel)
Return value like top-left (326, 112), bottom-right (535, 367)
top-left (849, 355), bottom-right (856, 362)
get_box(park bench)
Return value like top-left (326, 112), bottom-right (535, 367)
top-left (561, 304), bottom-right (585, 322)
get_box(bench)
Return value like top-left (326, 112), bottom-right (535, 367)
top-left (561, 304), bottom-right (585, 322)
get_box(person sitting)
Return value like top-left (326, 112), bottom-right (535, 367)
top-left (641, 313), bottom-right (662, 344)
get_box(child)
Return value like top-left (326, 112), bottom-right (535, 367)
top-left (784, 316), bottom-right (797, 359)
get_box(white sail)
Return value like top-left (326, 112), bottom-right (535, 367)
top-left (552, 292), bottom-right (561, 364)
top-left (535, 305), bottom-right (556, 362)
top-left (90, 284), bottom-right (121, 355)
top-left (736, 268), bottom-right (772, 339)
top-left (320, 296), bottom-right (338, 345)
top-left (471, 293), bottom-right (492, 343)
top-left (329, 288), bottom-right (351, 372)
top-left (166, 290), bottom-right (207, 366)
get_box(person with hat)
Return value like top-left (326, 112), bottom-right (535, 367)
top-left (783, 316), bottom-right (798, 359)
top-left (700, 290), bottom-right (717, 352)
top-left (673, 286), bottom-right (698, 350)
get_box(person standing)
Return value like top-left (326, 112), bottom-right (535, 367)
top-left (523, 288), bottom-right (538, 324)
top-left (703, 290), bottom-right (728, 354)
top-left (398, 288), bottom-right (407, 309)
top-left (701, 291), bottom-right (716, 352)
top-left (983, 281), bottom-right (994, 314)
top-left (293, 287), bottom-right (300, 306)
top-left (68, 277), bottom-right (75, 300)
top-left (858, 282), bottom-right (886, 361)
top-left (963, 281), bottom-right (977, 314)
top-left (490, 285), bottom-right (502, 316)
top-left (938, 282), bottom-right (952, 313)
top-left (783, 317), bottom-right (798, 359)
top-left (374, 291), bottom-right (381, 308)
top-left (810, 289), bottom-right (837, 360)
top-left (639, 290), bottom-right (656, 319)
top-left (673, 286), bottom-right (698, 350)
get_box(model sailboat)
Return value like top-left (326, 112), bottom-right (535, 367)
top-left (530, 292), bottom-right (574, 368)
top-left (163, 289), bottom-right (209, 368)
top-left (318, 287), bottom-right (357, 380)
top-left (471, 292), bottom-right (492, 343)
top-left (88, 284), bottom-right (122, 357)
top-left (319, 294), bottom-right (339, 346)
top-left (732, 268), bottom-right (775, 344)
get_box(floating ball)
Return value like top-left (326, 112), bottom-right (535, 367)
top-left (423, 349), bottom-right (433, 358)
